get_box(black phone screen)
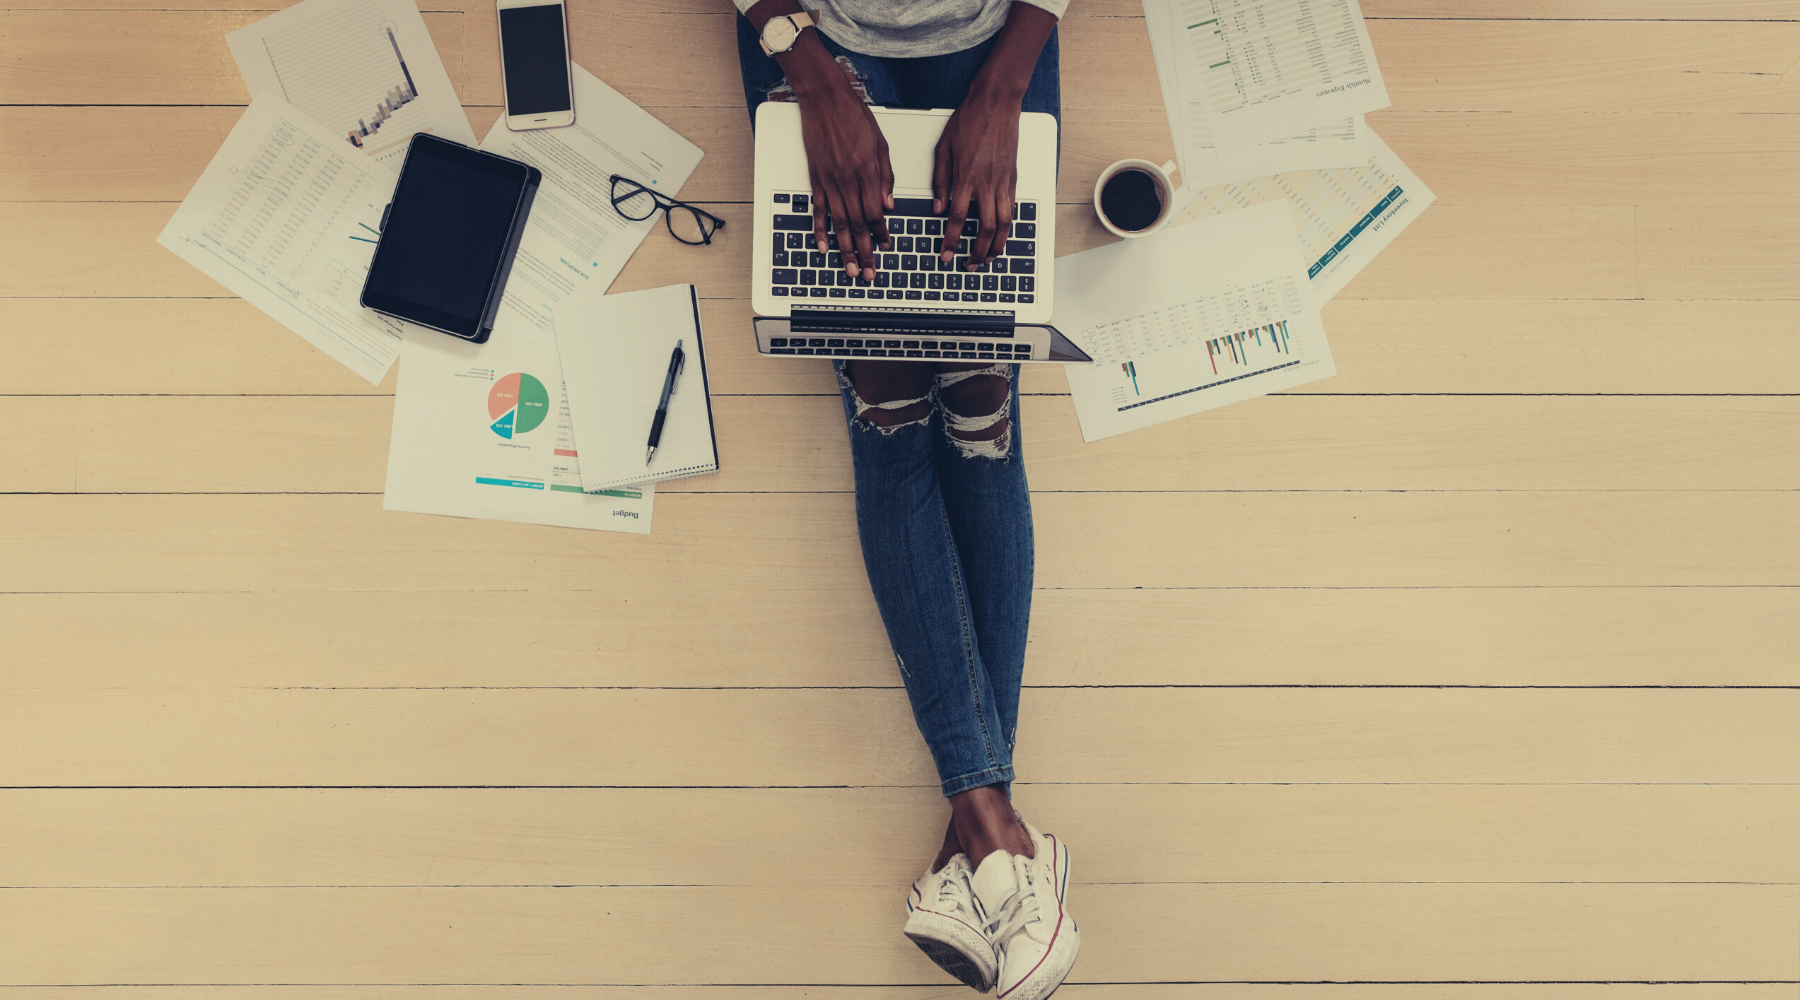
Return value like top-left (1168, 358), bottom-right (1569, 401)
top-left (499, 4), bottom-right (572, 115)
top-left (362, 135), bottom-right (533, 339)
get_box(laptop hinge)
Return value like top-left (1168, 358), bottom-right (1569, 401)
top-left (790, 305), bottom-right (1016, 337)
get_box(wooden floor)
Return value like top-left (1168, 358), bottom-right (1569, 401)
top-left (3, 0), bottom-right (1798, 995)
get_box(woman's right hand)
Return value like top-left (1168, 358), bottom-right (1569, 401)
top-left (794, 80), bottom-right (895, 281)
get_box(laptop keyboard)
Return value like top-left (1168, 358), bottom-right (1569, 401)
top-left (768, 193), bottom-right (1039, 306)
top-left (766, 336), bottom-right (1031, 359)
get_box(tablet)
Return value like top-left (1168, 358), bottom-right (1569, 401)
top-left (361, 134), bottom-right (541, 342)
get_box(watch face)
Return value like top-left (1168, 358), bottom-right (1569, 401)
top-left (765, 17), bottom-right (797, 51)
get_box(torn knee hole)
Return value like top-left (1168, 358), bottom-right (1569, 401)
top-left (856, 398), bottom-right (933, 431)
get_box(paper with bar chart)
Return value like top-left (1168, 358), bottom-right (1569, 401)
top-left (156, 91), bottom-right (405, 384)
top-left (1173, 127), bottom-right (1434, 304)
top-left (228, 0), bottom-right (475, 168)
top-left (1057, 200), bottom-right (1334, 443)
top-left (1154, 0), bottom-right (1389, 155)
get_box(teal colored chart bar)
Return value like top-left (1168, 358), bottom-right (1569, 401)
top-left (476, 477), bottom-right (544, 490)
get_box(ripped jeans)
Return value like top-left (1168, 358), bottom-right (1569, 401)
top-left (737, 15), bottom-right (1056, 798)
top-left (836, 360), bottom-right (1034, 797)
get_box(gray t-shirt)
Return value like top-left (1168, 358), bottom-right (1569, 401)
top-left (737, 0), bottom-right (1069, 58)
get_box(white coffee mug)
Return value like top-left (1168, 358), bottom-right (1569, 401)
top-left (1093, 158), bottom-right (1178, 238)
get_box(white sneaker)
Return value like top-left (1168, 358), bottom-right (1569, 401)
top-left (904, 852), bottom-right (1000, 991)
top-left (968, 821), bottom-right (1079, 1000)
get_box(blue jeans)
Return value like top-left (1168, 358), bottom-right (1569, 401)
top-left (737, 15), bottom-right (1060, 798)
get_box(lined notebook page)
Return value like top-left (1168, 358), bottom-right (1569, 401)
top-left (553, 283), bottom-right (718, 492)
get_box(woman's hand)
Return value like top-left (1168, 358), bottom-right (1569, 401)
top-left (933, 92), bottom-right (1022, 270)
top-left (796, 82), bottom-right (894, 280)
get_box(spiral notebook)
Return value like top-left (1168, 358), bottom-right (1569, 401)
top-left (553, 283), bottom-right (719, 492)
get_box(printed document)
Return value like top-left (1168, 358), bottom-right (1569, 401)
top-left (1175, 127), bottom-right (1434, 304)
top-left (1161, 0), bottom-right (1389, 154)
top-left (383, 64), bottom-right (704, 533)
top-left (156, 91), bottom-right (404, 384)
top-left (1057, 200), bottom-right (1335, 443)
top-left (1142, 0), bottom-right (1367, 187)
top-left (227, 0), bottom-right (476, 169)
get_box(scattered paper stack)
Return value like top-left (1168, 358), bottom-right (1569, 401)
top-left (1056, 0), bottom-right (1436, 442)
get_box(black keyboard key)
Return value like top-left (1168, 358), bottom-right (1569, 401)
top-left (978, 343), bottom-right (994, 350)
top-left (962, 220), bottom-right (979, 237)
top-left (853, 348), bottom-right (869, 355)
top-left (923, 350), bottom-right (941, 358)
top-left (961, 292), bottom-right (978, 302)
top-left (979, 352), bottom-right (995, 359)
top-left (890, 197), bottom-right (935, 215)
top-left (957, 342), bottom-right (976, 351)
top-left (798, 270), bottom-right (816, 285)
top-left (958, 238), bottom-right (970, 254)
top-left (827, 339), bottom-right (844, 347)
top-left (924, 291), bottom-right (941, 300)
top-left (792, 195), bottom-right (808, 214)
top-left (895, 236), bottom-right (913, 253)
top-left (774, 214), bottom-right (812, 231)
top-left (980, 293), bottom-right (997, 302)
top-left (1013, 222), bottom-right (1036, 238)
top-left (901, 254), bottom-right (918, 270)
top-left (918, 255), bottom-right (935, 272)
top-left (806, 251), bottom-right (823, 268)
top-left (787, 232), bottom-right (805, 249)
top-left (772, 233), bottom-right (786, 253)
top-left (828, 251), bottom-right (841, 268)
top-left (846, 339), bottom-right (863, 347)
top-left (945, 274), bottom-right (962, 290)
top-left (774, 193), bottom-right (789, 203)
top-left (772, 250), bottom-right (788, 266)
top-left (1020, 276), bottom-right (1034, 292)
top-left (1005, 240), bottom-right (1034, 256)
top-left (810, 288), bottom-right (827, 297)
top-left (990, 258), bottom-right (1006, 273)
top-left (928, 273), bottom-right (944, 289)
top-left (771, 268), bottom-right (798, 284)
top-left (1019, 294), bottom-right (1034, 303)
top-left (905, 290), bottom-right (922, 300)
top-left (848, 288), bottom-right (866, 298)
top-left (887, 289), bottom-right (904, 299)
top-left (772, 347), bottom-right (795, 354)
top-left (907, 350), bottom-right (924, 357)
top-left (925, 219), bottom-right (942, 235)
top-left (906, 218), bottom-right (923, 235)
top-left (882, 254), bottom-right (899, 271)
top-left (910, 273), bottom-right (927, 288)
top-left (902, 340), bottom-right (920, 349)
top-left (834, 348), bottom-right (850, 355)
top-left (1000, 275), bottom-right (1016, 291)
top-left (771, 287), bottom-right (788, 296)
top-left (808, 339), bottom-right (826, 347)
top-left (874, 272), bottom-right (890, 288)
top-left (998, 293), bottom-right (1015, 303)
top-left (883, 340), bottom-right (901, 348)
top-left (886, 217), bottom-right (902, 234)
top-left (794, 347), bottom-right (812, 354)
top-left (830, 288), bottom-right (847, 297)
top-left (1020, 202), bottom-right (1036, 221)
top-left (1011, 258), bottom-right (1034, 274)
top-left (975, 261), bottom-right (990, 273)
top-left (960, 351), bottom-right (977, 359)
top-left (982, 275), bottom-right (999, 291)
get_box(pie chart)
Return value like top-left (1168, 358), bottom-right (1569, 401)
top-left (487, 372), bottom-right (549, 439)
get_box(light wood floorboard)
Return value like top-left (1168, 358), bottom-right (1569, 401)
top-left (1, 0), bottom-right (1794, 994)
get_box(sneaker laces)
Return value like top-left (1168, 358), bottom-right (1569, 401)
top-left (982, 859), bottom-right (1045, 950)
top-left (933, 863), bottom-right (979, 918)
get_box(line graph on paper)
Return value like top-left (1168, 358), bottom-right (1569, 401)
top-left (262, 1), bottom-right (430, 157)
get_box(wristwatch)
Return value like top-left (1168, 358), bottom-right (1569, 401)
top-left (759, 11), bottom-right (816, 56)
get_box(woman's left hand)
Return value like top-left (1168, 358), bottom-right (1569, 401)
top-left (933, 91), bottom-right (1022, 271)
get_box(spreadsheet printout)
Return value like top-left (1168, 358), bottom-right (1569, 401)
top-left (227, 0), bottom-right (477, 169)
top-left (1056, 201), bottom-right (1335, 443)
top-left (1176, 0), bottom-right (1389, 153)
top-left (156, 91), bottom-right (404, 384)
top-left (1143, 0), bottom-right (1368, 188)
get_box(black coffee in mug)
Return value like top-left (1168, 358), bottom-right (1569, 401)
top-left (1099, 168), bottom-right (1165, 233)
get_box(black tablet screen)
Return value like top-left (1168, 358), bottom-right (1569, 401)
top-left (366, 138), bottom-right (527, 334)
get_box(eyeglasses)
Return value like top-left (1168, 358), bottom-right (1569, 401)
top-left (610, 175), bottom-right (726, 246)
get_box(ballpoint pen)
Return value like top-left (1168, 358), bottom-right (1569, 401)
top-left (646, 338), bottom-right (685, 465)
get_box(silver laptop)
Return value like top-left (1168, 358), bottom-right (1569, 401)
top-left (750, 102), bottom-right (1090, 364)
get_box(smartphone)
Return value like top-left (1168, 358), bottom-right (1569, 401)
top-left (496, 0), bottom-right (575, 130)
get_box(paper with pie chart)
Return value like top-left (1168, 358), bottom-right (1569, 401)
top-left (382, 322), bottom-right (655, 534)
